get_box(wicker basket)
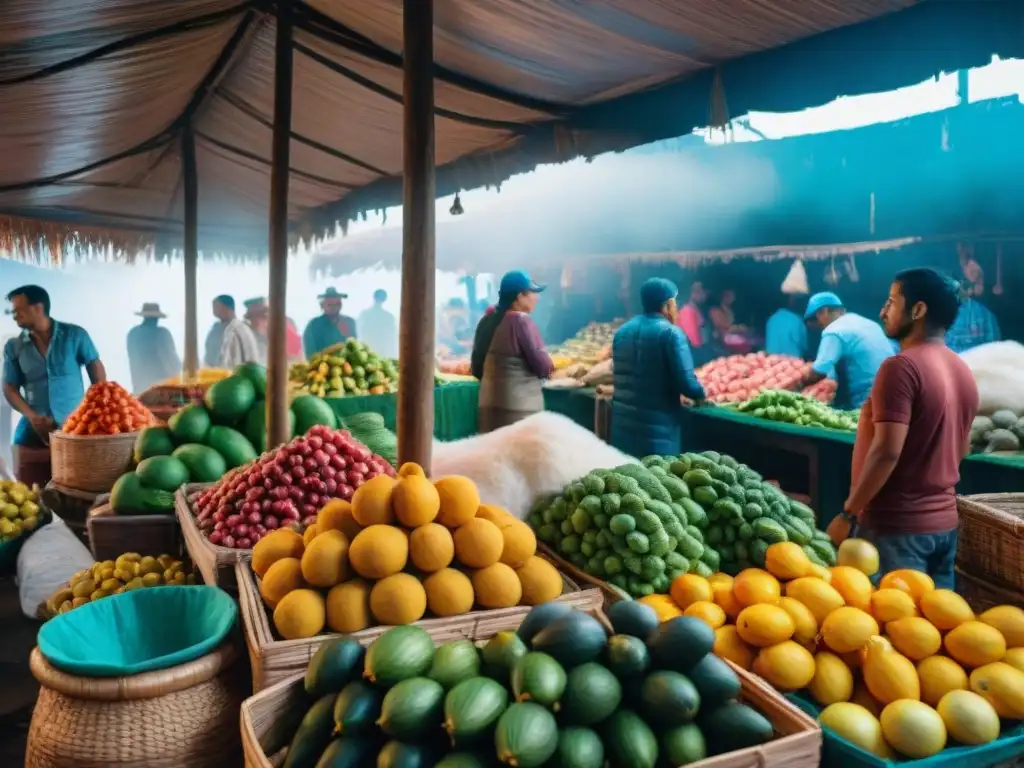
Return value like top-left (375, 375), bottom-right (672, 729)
top-left (49, 430), bottom-right (139, 493)
top-left (538, 541), bottom-right (630, 606)
top-left (957, 565), bottom-right (1024, 612)
top-left (86, 502), bottom-right (182, 562)
top-left (239, 650), bottom-right (820, 768)
top-left (237, 558), bottom-right (604, 691)
top-left (26, 642), bottom-right (244, 768)
top-left (175, 484), bottom-right (247, 590)
top-left (957, 494), bottom-right (1024, 592)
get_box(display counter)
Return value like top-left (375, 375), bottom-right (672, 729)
top-left (542, 386), bottom-right (600, 432)
top-left (680, 406), bottom-right (1024, 523)
top-left (323, 382), bottom-right (480, 442)
top-left (544, 389), bottom-right (1024, 523)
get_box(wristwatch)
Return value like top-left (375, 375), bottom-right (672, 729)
top-left (839, 509), bottom-right (858, 524)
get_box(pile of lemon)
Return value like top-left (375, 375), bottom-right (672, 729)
top-left (636, 538), bottom-right (1024, 759)
top-left (46, 553), bottom-right (196, 616)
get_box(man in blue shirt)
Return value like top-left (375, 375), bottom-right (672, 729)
top-left (303, 287), bottom-right (358, 359)
top-left (765, 295), bottom-right (808, 359)
top-left (3, 285), bottom-right (106, 449)
top-left (797, 292), bottom-right (893, 410)
top-left (945, 296), bottom-right (1000, 353)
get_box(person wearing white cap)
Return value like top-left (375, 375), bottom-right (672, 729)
top-left (797, 291), bottom-right (893, 410)
top-left (126, 303), bottom-right (181, 393)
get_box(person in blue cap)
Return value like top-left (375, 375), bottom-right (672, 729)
top-left (303, 287), bottom-right (358, 359)
top-left (611, 278), bottom-right (706, 458)
top-left (797, 291), bottom-right (893, 410)
top-left (472, 270), bottom-right (554, 432)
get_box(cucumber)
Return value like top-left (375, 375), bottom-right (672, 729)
top-left (603, 709), bottom-right (658, 768)
top-left (495, 702), bottom-right (559, 768)
top-left (560, 662), bottom-right (622, 726)
top-left (283, 694), bottom-right (335, 768)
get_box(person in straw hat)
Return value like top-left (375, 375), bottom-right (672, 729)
top-left (303, 287), bottom-right (357, 359)
top-left (127, 302), bottom-right (181, 394)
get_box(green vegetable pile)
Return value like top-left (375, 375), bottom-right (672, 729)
top-left (278, 601), bottom-right (775, 768)
top-left (528, 451), bottom-right (836, 597)
top-left (111, 363), bottom-right (341, 515)
top-left (970, 410), bottom-right (1024, 454)
top-left (732, 389), bottom-right (859, 431)
top-left (341, 412), bottom-right (397, 466)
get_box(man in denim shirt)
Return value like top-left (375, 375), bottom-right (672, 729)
top-left (3, 285), bottom-right (106, 451)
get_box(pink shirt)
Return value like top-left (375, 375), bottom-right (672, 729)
top-left (677, 304), bottom-right (704, 348)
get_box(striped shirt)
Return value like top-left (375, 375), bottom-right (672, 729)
top-left (219, 319), bottom-right (262, 368)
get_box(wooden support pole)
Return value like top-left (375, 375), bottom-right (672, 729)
top-left (181, 123), bottom-right (199, 379)
top-left (397, 0), bottom-right (436, 470)
top-left (267, 0), bottom-right (294, 449)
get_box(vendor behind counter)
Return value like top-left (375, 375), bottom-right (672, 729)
top-left (472, 271), bottom-right (555, 433)
top-left (798, 291), bottom-right (893, 410)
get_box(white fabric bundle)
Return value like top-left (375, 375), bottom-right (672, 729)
top-left (781, 259), bottom-right (809, 295)
top-left (432, 412), bottom-right (636, 520)
top-left (17, 515), bottom-right (95, 619)
top-left (961, 341), bottom-right (1024, 415)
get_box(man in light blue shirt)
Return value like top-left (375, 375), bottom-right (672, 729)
top-left (3, 285), bottom-right (106, 448)
top-left (797, 292), bottom-right (893, 409)
top-left (765, 295), bottom-right (808, 359)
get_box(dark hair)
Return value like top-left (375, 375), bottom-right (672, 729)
top-left (213, 294), bottom-right (235, 311)
top-left (470, 290), bottom-right (519, 379)
top-left (7, 285), bottom-right (50, 316)
top-left (373, 289), bottom-right (387, 303)
top-left (894, 267), bottom-right (961, 332)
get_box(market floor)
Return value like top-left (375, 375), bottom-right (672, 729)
top-left (0, 577), bottom-right (37, 762)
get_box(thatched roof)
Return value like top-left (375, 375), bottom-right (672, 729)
top-left (0, 1), bottom-right (1019, 263)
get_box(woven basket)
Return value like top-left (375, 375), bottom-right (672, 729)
top-left (26, 642), bottom-right (244, 768)
top-left (50, 431), bottom-right (138, 493)
top-left (236, 558), bottom-right (604, 691)
top-left (956, 494), bottom-right (1024, 592)
top-left (175, 484), bottom-right (247, 590)
top-left (538, 541), bottom-right (630, 606)
top-left (957, 565), bottom-right (1024, 612)
top-left (86, 502), bottom-right (182, 562)
top-left (239, 648), bottom-right (820, 768)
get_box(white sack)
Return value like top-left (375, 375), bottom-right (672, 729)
top-left (432, 411), bottom-right (636, 520)
top-left (960, 341), bottom-right (1024, 415)
top-left (17, 515), bottom-right (95, 620)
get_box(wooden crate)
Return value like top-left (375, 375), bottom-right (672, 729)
top-left (87, 502), bottom-right (182, 562)
top-left (175, 483), bottom-right (247, 591)
top-left (239, 648), bottom-right (820, 768)
top-left (236, 558), bottom-right (604, 691)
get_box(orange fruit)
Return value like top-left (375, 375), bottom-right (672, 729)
top-left (733, 568), bottom-right (782, 607)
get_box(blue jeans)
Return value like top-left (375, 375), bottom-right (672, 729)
top-left (862, 528), bottom-right (958, 590)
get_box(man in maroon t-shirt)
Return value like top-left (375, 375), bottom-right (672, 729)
top-left (828, 268), bottom-right (979, 588)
